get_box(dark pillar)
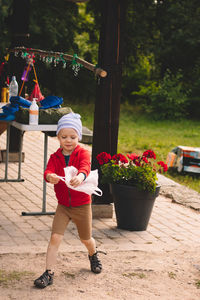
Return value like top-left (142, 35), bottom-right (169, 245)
top-left (92, 0), bottom-right (127, 203)
top-left (8, 0), bottom-right (30, 152)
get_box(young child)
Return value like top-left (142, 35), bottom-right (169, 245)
top-left (34, 112), bottom-right (103, 289)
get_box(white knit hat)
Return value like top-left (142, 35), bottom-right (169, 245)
top-left (56, 113), bottom-right (82, 140)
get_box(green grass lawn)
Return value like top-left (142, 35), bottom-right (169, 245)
top-left (67, 101), bottom-right (200, 193)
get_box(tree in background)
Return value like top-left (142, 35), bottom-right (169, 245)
top-left (120, 0), bottom-right (200, 119)
top-left (28, 0), bottom-right (96, 100)
top-left (0, 0), bottom-right (12, 60)
top-left (153, 0), bottom-right (200, 118)
top-left (1, 0), bottom-right (200, 117)
top-left (0, 0), bottom-right (97, 101)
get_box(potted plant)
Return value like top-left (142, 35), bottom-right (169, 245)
top-left (96, 150), bottom-right (168, 231)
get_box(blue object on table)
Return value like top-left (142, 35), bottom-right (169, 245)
top-left (40, 96), bottom-right (63, 109)
top-left (0, 95), bottom-right (63, 121)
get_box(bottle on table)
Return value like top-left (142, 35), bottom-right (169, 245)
top-left (9, 76), bottom-right (18, 99)
top-left (29, 98), bottom-right (39, 125)
top-left (1, 81), bottom-right (9, 103)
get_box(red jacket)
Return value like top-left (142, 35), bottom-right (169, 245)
top-left (44, 145), bottom-right (91, 207)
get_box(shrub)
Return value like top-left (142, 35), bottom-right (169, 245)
top-left (133, 69), bottom-right (189, 119)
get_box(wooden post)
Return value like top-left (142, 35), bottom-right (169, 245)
top-left (8, 0), bottom-right (30, 152)
top-left (92, 0), bottom-right (127, 204)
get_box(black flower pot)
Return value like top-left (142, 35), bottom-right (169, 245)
top-left (110, 183), bottom-right (161, 231)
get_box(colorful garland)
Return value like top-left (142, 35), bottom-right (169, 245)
top-left (8, 47), bottom-right (107, 78)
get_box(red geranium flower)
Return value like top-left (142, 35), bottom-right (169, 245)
top-left (127, 153), bottom-right (140, 161)
top-left (157, 161), bottom-right (168, 172)
top-left (143, 149), bottom-right (156, 159)
top-left (112, 153), bottom-right (128, 164)
top-left (134, 160), bottom-right (141, 167)
top-left (142, 156), bottom-right (149, 164)
top-left (96, 152), bottom-right (111, 165)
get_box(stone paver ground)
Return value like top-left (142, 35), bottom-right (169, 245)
top-left (0, 130), bottom-right (200, 255)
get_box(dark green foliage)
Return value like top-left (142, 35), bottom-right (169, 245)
top-left (154, 0), bottom-right (200, 76)
top-left (134, 69), bottom-right (189, 119)
top-left (29, 0), bottom-right (78, 51)
top-left (0, 1), bottom-right (97, 101)
top-left (28, 0), bottom-right (96, 101)
top-left (149, 71), bottom-right (189, 119)
top-left (121, 1), bottom-right (157, 102)
top-left (122, 0), bottom-right (200, 118)
top-left (1, 0), bottom-right (200, 113)
top-left (0, 0), bottom-right (12, 59)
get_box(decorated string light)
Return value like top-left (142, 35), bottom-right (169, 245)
top-left (60, 54), bottom-right (67, 69)
top-left (7, 46), bottom-right (107, 78)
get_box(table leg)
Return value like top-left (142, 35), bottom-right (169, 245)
top-left (21, 132), bottom-right (55, 216)
top-left (17, 130), bottom-right (23, 180)
top-left (0, 123), bottom-right (24, 182)
top-left (4, 122), bottom-right (10, 180)
top-left (42, 133), bottom-right (48, 212)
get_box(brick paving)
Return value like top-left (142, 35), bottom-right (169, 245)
top-left (0, 130), bottom-right (200, 255)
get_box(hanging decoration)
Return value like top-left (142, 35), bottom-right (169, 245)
top-left (29, 82), bottom-right (44, 101)
top-left (21, 53), bottom-right (35, 82)
top-left (29, 63), bottom-right (44, 101)
top-left (21, 63), bottom-right (32, 82)
top-left (8, 46), bottom-right (107, 78)
top-left (71, 54), bottom-right (82, 76)
top-left (19, 60), bottom-right (32, 96)
top-left (18, 51), bottom-right (44, 100)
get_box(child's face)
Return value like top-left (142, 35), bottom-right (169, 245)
top-left (57, 128), bottom-right (79, 155)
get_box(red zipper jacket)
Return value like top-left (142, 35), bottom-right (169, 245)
top-left (44, 145), bottom-right (91, 207)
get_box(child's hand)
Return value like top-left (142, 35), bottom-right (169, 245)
top-left (46, 173), bottom-right (60, 184)
top-left (70, 173), bottom-right (85, 187)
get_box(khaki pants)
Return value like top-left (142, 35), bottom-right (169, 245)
top-left (52, 203), bottom-right (92, 240)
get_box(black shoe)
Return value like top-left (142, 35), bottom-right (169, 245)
top-left (88, 251), bottom-right (106, 274)
top-left (34, 270), bottom-right (54, 289)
